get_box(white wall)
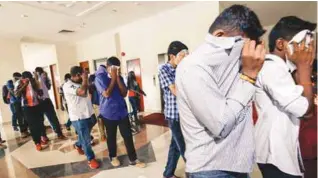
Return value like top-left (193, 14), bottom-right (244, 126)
top-left (75, 1), bottom-right (220, 112)
top-left (55, 43), bottom-right (78, 82)
top-left (20, 43), bottom-right (57, 71)
top-left (0, 38), bottom-right (25, 123)
top-left (76, 31), bottom-right (117, 73)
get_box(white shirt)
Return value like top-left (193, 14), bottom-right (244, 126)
top-left (254, 54), bottom-right (308, 176)
top-left (176, 34), bottom-right (255, 173)
top-left (63, 80), bottom-right (94, 121)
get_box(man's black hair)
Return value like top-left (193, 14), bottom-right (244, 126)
top-left (106, 56), bottom-right (121, 67)
top-left (13, 72), bottom-right (22, 78)
top-left (35, 67), bottom-right (44, 74)
top-left (64, 73), bottom-right (71, 80)
top-left (22, 71), bottom-right (33, 79)
top-left (70, 66), bottom-right (83, 76)
top-left (269, 16), bottom-right (317, 52)
top-left (167, 41), bottom-right (188, 61)
top-left (208, 4), bottom-right (265, 41)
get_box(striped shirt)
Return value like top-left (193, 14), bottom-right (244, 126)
top-left (176, 34), bottom-right (256, 173)
top-left (158, 63), bottom-right (178, 120)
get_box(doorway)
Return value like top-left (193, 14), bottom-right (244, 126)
top-left (49, 64), bottom-right (61, 109)
top-left (157, 53), bottom-right (168, 113)
top-left (126, 58), bottom-right (144, 112)
top-left (94, 58), bottom-right (107, 71)
top-left (80, 61), bottom-right (90, 73)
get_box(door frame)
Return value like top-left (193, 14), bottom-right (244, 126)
top-left (49, 64), bottom-right (60, 109)
top-left (126, 58), bottom-right (144, 112)
top-left (93, 58), bottom-right (108, 71)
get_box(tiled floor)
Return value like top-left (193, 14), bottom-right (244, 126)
top-left (0, 110), bottom-right (262, 178)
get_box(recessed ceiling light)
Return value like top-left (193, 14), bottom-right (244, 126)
top-left (21, 14), bottom-right (28, 18)
top-left (112, 8), bottom-right (117, 12)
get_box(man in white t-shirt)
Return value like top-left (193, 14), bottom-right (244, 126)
top-left (63, 66), bottom-right (99, 169)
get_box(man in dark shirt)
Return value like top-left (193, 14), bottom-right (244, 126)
top-left (95, 57), bottom-right (146, 168)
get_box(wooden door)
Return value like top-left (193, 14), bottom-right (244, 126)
top-left (126, 59), bottom-right (144, 112)
top-left (49, 64), bottom-right (61, 109)
top-left (80, 61), bottom-right (90, 73)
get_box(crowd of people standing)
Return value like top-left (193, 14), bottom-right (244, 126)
top-left (0, 4), bottom-right (317, 178)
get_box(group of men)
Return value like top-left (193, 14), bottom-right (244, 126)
top-left (61, 57), bottom-right (146, 169)
top-left (2, 67), bottom-right (67, 151)
top-left (0, 4), bottom-right (316, 178)
top-left (159, 5), bottom-right (316, 178)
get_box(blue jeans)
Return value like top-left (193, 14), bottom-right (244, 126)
top-left (163, 119), bottom-right (186, 177)
top-left (187, 170), bottom-right (249, 178)
top-left (72, 115), bottom-right (97, 161)
top-left (10, 103), bottom-right (18, 127)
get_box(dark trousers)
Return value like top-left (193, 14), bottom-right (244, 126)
top-left (24, 105), bottom-right (46, 144)
top-left (40, 98), bottom-right (62, 135)
top-left (64, 104), bottom-right (72, 128)
top-left (103, 116), bottom-right (137, 162)
top-left (13, 102), bottom-right (28, 133)
top-left (72, 115), bottom-right (97, 161)
top-left (129, 97), bottom-right (139, 122)
top-left (258, 164), bottom-right (302, 178)
top-left (163, 119), bottom-right (186, 177)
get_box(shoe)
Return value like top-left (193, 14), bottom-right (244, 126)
top-left (110, 157), bottom-right (120, 167)
top-left (58, 134), bottom-right (67, 140)
top-left (35, 144), bottom-right (42, 151)
top-left (130, 159), bottom-right (146, 168)
top-left (21, 132), bottom-right (29, 138)
top-left (0, 140), bottom-right (6, 144)
top-left (40, 141), bottom-right (49, 149)
top-left (13, 126), bottom-right (19, 131)
top-left (88, 159), bottom-right (100, 169)
top-left (41, 138), bottom-right (49, 145)
top-left (41, 136), bottom-right (49, 143)
top-left (74, 144), bottom-right (84, 155)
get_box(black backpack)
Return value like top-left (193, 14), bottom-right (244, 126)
top-left (2, 85), bottom-right (9, 104)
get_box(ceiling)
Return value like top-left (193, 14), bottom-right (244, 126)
top-left (0, 1), bottom-right (316, 43)
top-left (0, 1), bottom-right (189, 42)
top-left (220, 1), bottom-right (317, 27)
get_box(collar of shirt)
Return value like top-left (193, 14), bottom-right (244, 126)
top-left (165, 62), bottom-right (176, 71)
top-left (266, 54), bottom-right (296, 73)
top-left (205, 33), bottom-right (243, 49)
